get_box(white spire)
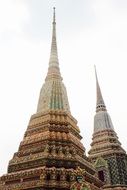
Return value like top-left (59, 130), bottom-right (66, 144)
top-left (94, 65), bottom-right (106, 112)
top-left (94, 66), bottom-right (114, 133)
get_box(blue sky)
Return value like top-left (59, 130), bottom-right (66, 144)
top-left (0, 0), bottom-right (127, 175)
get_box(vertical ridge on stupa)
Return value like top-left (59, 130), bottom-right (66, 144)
top-left (89, 67), bottom-right (127, 189)
top-left (0, 8), bottom-right (103, 190)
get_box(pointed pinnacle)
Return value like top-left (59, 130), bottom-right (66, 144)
top-left (45, 7), bottom-right (62, 81)
top-left (53, 7), bottom-right (56, 23)
top-left (94, 66), bottom-right (106, 112)
top-left (94, 65), bottom-right (98, 82)
top-left (48, 7), bottom-right (59, 67)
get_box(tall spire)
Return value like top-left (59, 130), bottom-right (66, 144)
top-left (93, 66), bottom-right (114, 133)
top-left (37, 8), bottom-right (70, 113)
top-left (49, 7), bottom-right (59, 67)
top-left (94, 66), bottom-right (106, 112)
top-left (46, 7), bottom-right (61, 80)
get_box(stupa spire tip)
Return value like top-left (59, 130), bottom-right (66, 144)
top-left (94, 66), bottom-right (106, 112)
top-left (53, 7), bottom-right (56, 23)
top-left (94, 65), bottom-right (98, 81)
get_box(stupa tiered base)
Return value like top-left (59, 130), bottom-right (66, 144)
top-left (0, 111), bottom-right (103, 190)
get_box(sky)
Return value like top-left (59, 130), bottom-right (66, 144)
top-left (0, 0), bottom-right (127, 175)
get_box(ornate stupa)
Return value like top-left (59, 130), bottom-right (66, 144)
top-left (0, 9), bottom-right (103, 190)
top-left (88, 66), bottom-right (127, 190)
